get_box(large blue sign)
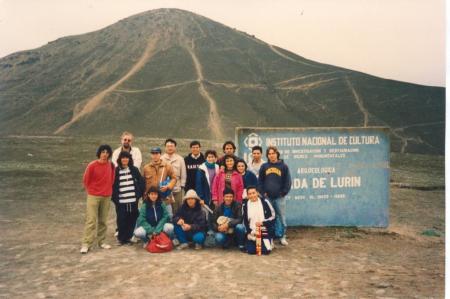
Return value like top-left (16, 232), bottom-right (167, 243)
top-left (236, 127), bottom-right (390, 227)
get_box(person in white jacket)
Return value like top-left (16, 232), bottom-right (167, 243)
top-left (111, 131), bottom-right (142, 169)
top-left (161, 138), bottom-right (186, 215)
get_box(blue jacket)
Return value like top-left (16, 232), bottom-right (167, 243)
top-left (242, 197), bottom-right (275, 238)
top-left (257, 160), bottom-right (291, 199)
top-left (195, 163), bottom-right (219, 206)
top-left (242, 171), bottom-right (258, 188)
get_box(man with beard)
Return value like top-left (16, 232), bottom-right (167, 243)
top-left (112, 131), bottom-right (143, 169)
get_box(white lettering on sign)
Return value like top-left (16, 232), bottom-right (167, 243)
top-left (330, 176), bottom-right (361, 188)
top-left (265, 135), bottom-right (380, 147)
top-left (291, 176), bottom-right (362, 190)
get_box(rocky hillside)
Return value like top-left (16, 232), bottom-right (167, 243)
top-left (0, 8), bottom-right (445, 154)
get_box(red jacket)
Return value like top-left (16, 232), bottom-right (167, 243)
top-left (211, 169), bottom-right (244, 206)
top-left (83, 160), bottom-right (115, 196)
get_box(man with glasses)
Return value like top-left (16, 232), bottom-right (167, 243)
top-left (112, 131), bottom-right (142, 169)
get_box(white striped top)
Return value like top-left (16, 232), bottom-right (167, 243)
top-left (118, 168), bottom-right (137, 204)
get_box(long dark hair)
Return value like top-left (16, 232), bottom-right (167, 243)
top-left (236, 159), bottom-right (248, 173)
top-left (117, 151), bottom-right (134, 168)
top-left (223, 154), bottom-right (237, 171)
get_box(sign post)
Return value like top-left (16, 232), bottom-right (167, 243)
top-left (236, 127), bottom-right (390, 227)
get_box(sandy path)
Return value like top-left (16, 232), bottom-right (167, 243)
top-left (275, 71), bottom-right (342, 86)
top-left (185, 40), bottom-right (225, 140)
top-left (54, 37), bottom-right (159, 134)
top-left (269, 44), bottom-right (321, 68)
top-left (345, 76), bottom-right (369, 127)
top-left (114, 80), bottom-right (197, 93)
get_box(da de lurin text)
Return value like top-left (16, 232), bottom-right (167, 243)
top-left (292, 176), bottom-right (361, 189)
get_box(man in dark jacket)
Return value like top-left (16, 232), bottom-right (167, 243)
top-left (257, 146), bottom-right (292, 246)
top-left (184, 140), bottom-right (205, 192)
top-left (173, 190), bottom-right (207, 250)
top-left (212, 188), bottom-right (245, 250)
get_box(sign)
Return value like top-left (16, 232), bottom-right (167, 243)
top-left (236, 127), bottom-right (390, 227)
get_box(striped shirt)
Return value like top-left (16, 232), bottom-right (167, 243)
top-left (118, 168), bottom-right (137, 204)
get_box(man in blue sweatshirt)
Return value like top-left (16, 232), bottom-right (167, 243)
top-left (257, 146), bottom-right (291, 246)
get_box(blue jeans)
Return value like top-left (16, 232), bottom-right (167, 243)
top-left (214, 223), bottom-right (246, 248)
top-left (269, 197), bottom-right (287, 238)
top-left (174, 224), bottom-right (205, 245)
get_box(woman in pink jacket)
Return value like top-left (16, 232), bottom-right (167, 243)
top-left (211, 155), bottom-right (244, 206)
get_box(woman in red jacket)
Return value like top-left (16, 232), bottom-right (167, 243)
top-left (211, 155), bottom-right (244, 207)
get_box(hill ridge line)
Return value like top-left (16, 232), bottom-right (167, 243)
top-left (54, 36), bottom-right (159, 134)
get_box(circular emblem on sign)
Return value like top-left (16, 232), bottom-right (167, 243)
top-left (244, 133), bottom-right (262, 149)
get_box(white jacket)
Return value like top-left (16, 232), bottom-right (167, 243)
top-left (112, 146), bottom-right (143, 169)
top-left (161, 153), bottom-right (186, 192)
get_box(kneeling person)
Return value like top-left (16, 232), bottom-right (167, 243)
top-left (242, 186), bottom-right (275, 255)
top-left (134, 187), bottom-right (174, 246)
top-left (212, 188), bottom-right (245, 250)
top-left (173, 190), bottom-right (207, 250)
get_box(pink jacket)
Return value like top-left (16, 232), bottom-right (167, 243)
top-left (211, 169), bottom-right (244, 206)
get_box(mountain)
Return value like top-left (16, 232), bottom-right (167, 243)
top-left (0, 8), bottom-right (445, 154)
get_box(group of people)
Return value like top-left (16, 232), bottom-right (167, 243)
top-left (80, 131), bottom-right (292, 255)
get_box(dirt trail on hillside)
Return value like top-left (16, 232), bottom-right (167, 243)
top-left (185, 40), bottom-right (225, 140)
top-left (278, 78), bottom-right (338, 93)
top-left (115, 80), bottom-right (197, 93)
top-left (54, 37), bottom-right (159, 134)
top-left (269, 44), bottom-right (321, 69)
top-left (275, 71), bottom-right (342, 86)
top-left (345, 76), bottom-right (369, 127)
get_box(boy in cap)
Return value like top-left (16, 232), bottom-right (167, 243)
top-left (142, 147), bottom-right (177, 217)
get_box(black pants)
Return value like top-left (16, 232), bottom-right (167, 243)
top-left (246, 238), bottom-right (273, 255)
top-left (117, 202), bottom-right (138, 243)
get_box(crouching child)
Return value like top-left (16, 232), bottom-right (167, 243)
top-left (134, 186), bottom-right (174, 247)
top-left (212, 188), bottom-right (245, 251)
top-left (173, 190), bottom-right (207, 250)
top-left (242, 186), bottom-right (275, 255)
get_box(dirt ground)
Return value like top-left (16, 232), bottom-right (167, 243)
top-left (0, 136), bottom-right (445, 298)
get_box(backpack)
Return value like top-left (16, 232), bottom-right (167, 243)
top-left (146, 232), bottom-right (173, 253)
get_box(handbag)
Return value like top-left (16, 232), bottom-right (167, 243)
top-left (159, 168), bottom-right (172, 198)
top-left (146, 232), bottom-right (173, 253)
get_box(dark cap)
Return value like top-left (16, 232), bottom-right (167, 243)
top-left (150, 147), bottom-right (161, 154)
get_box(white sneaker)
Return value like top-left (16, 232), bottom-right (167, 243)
top-left (114, 231), bottom-right (118, 238)
top-left (80, 246), bottom-right (89, 254)
top-left (130, 236), bottom-right (138, 243)
top-left (280, 236), bottom-right (289, 246)
top-left (100, 243), bottom-right (111, 249)
top-left (177, 243), bottom-right (189, 250)
top-left (172, 238), bottom-right (180, 246)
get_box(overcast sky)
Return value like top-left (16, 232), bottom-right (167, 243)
top-left (0, 0), bottom-right (445, 87)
